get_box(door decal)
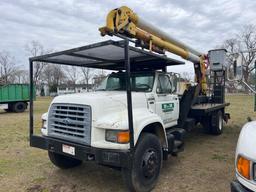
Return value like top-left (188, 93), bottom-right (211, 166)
top-left (162, 103), bottom-right (174, 112)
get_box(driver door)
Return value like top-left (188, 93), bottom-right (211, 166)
top-left (155, 74), bottom-right (179, 128)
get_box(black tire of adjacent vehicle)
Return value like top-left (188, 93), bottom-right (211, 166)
top-left (48, 151), bottom-right (82, 169)
top-left (12, 102), bottom-right (27, 113)
top-left (201, 111), bottom-right (223, 135)
top-left (122, 133), bottom-right (163, 192)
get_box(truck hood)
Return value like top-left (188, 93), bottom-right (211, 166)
top-left (50, 91), bottom-right (148, 126)
top-left (236, 121), bottom-right (256, 160)
top-left (52, 91), bottom-right (146, 107)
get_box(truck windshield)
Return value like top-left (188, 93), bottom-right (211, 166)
top-left (96, 72), bottom-right (154, 92)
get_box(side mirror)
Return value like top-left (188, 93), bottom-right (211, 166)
top-left (171, 86), bottom-right (176, 93)
top-left (227, 53), bottom-right (243, 81)
top-left (233, 60), bottom-right (237, 77)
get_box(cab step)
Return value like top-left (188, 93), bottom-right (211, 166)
top-left (171, 140), bottom-right (184, 156)
top-left (166, 128), bottom-right (186, 156)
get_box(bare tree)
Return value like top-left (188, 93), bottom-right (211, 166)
top-left (81, 67), bottom-right (94, 91)
top-left (222, 38), bottom-right (241, 89)
top-left (43, 65), bottom-right (66, 92)
top-left (65, 66), bottom-right (78, 85)
top-left (52, 65), bottom-right (66, 86)
top-left (222, 38), bottom-right (240, 66)
top-left (9, 69), bottom-right (29, 84)
top-left (92, 72), bottom-right (108, 89)
top-left (223, 38), bottom-right (240, 54)
top-left (0, 51), bottom-right (17, 84)
top-left (181, 72), bottom-right (193, 81)
top-left (25, 41), bottom-right (50, 86)
top-left (239, 25), bottom-right (256, 84)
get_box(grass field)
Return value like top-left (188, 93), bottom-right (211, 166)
top-left (0, 95), bottom-right (255, 192)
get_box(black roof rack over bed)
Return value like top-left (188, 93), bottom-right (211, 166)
top-left (30, 40), bottom-right (184, 71)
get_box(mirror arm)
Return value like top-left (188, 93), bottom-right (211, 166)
top-left (240, 80), bottom-right (256, 94)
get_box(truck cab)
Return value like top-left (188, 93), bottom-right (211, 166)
top-left (97, 71), bottom-right (180, 126)
top-left (41, 71), bottom-right (180, 151)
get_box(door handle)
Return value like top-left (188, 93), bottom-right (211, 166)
top-left (147, 97), bottom-right (155, 101)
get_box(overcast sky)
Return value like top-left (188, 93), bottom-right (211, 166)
top-left (0, 0), bottom-right (256, 73)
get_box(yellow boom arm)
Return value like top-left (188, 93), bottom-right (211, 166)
top-left (99, 6), bottom-right (207, 93)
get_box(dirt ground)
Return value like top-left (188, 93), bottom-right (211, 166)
top-left (0, 95), bottom-right (254, 192)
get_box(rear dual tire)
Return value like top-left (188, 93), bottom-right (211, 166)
top-left (202, 111), bottom-right (223, 135)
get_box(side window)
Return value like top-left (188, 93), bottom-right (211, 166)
top-left (134, 75), bottom-right (154, 91)
top-left (169, 74), bottom-right (179, 93)
top-left (157, 75), bottom-right (172, 94)
top-left (106, 77), bottom-right (121, 90)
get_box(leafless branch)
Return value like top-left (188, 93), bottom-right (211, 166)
top-left (0, 51), bottom-right (17, 84)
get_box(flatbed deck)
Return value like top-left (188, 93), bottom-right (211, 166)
top-left (190, 103), bottom-right (230, 116)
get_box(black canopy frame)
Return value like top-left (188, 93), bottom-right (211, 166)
top-left (29, 38), bottom-right (184, 152)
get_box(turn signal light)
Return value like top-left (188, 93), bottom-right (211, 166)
top-left (106, 130), bottom-right (130, 144)
top-left (117, 131), bottom-right (130, 143)
top-left (237, 155), bottom-right (251, 180)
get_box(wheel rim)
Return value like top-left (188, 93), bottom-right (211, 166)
top-left (218, 114), bottom-right (223, 131)
top-left (141, 148), bottom-right (158, 179)
top-left (17, 104), bottom-right (23, 110)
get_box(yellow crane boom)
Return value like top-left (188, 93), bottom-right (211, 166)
top-left (99, 6), bottom-right (207, 94)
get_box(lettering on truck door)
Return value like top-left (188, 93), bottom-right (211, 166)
top-left (155, 74), bottom-right (179, 127)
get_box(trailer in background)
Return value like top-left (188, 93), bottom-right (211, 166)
top-left (0, 84), bottom-right (33, 112)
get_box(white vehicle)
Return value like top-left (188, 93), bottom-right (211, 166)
top-left (29, 40), bottom-right (229, 191)
top-left (231, 121), bottom-right (256, 192)
top-left (29, 6), bottom-right (230, 191)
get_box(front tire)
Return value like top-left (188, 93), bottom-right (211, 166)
top-left (48, 151), bottom-right (82, 169)
top-left (122, 133), bottom-right (162, 192)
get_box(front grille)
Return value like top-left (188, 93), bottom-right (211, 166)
top-left (48, 103), bottom-right (91, 145)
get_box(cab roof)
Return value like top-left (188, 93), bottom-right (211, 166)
top-left (30, 40), bottom-right (184, 71)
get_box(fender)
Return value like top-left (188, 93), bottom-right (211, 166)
top-left (133, 108), bottom-right (168, 149)
top-left (236, 121), bottom-right (256, 160)
top-left (234, 121), bottom-right (256, 192)
top-left (94, 108), bottom-right (168, 148)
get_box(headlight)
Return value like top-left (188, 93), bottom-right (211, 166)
top-left (105, 130), bottom-right (130, 144)
top-left (42, 119), bottom-right (47, 129)
top-left (41, 113), bottom-right (48, 129)
top-left (237, 155), bottom-right (251, 180)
